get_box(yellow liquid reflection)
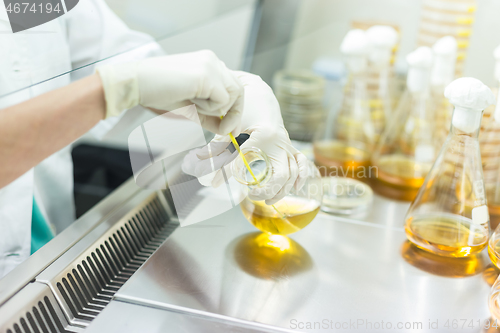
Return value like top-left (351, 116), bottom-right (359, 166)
top-left (405, 216), bottom-right (488, 257)
top-left (240, 197), bottom-right (320, 235)
top-left (401, 241), bottom-right (486, 278)
top-left (482, 318), bottom-right (500, 333)
top-left (483, 264), bottom-right (500, 287)
top-left (233, 232), bottom-right (313, 280)
top-left (488, 239), bottom-right (500, 270)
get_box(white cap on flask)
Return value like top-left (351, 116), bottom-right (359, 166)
top-left (431, 36), bottom-right (457, 87)
top-left (340, 29), bottom-right (369, 74)
top-left (406, 46), bottom-right (433, 93)
top-left (366, 25), bottom-right (398, 68)
top-left (445, 77), bottom-right (495, 132)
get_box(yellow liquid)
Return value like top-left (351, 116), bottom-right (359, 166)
top-left (240, 196), bottom-right (320, 235)
top-left (313, 140), bottom-right (370, 178)
top-left (376, 155), bottom-right (430, 188)
top-left (489, 205), bottom-right (500, 231)
top-left (372, 155), bottom-right (431, 201)
top-left (405, 216), bottom-right (488, 257)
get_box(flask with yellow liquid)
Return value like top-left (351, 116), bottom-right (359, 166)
top-left (313, 29), bottom-right (374, 179)
top-left (372, 46), bottom-right (439, 201)
top-left (405, 77), bottom-right (495, 258)
top-left (232, 147), bottom-right (323, 235)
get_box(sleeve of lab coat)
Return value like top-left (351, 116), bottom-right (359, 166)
top-left (64, 0), bottom-right (165, 138)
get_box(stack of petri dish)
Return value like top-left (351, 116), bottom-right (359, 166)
top-left (417, 0), bottom-right (476, 76)
top-left (273, 70), bottom-right (326, 142)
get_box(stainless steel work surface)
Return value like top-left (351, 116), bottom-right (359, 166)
top-left (113, 194), bottom-right (493, 333)
top-left (86, 300), bottom-right (293, 333)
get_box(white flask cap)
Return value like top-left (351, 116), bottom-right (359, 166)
top-left (445, 77), bottom-right (495, 132)
top-left (366, 25), bottom-right (398, 67)
top-left (431, 36), bottom-right (457, 86)
top-left (406, 46), bottom-right (433, 93)
top-left (341, 29), bottom-right (369, 74)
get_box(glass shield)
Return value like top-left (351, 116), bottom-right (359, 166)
top-left (0, 0), bottom-right (257, 230)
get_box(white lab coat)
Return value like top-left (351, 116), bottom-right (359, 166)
top-left (0, 0), bottom-right (163, 278)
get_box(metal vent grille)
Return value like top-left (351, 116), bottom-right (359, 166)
top-left (0, 283), bottom-right (78, 333)
top-left (53, 196), bottom-right (176, 327)
top-left (34, 194), bottom-right (178, 329)
top-left (6, 296), bottom-right (71, 333)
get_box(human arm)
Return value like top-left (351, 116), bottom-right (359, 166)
top-left (0, 51), bottom-right (243, 188)
top-left (0, 74), bottom-right (106, 188)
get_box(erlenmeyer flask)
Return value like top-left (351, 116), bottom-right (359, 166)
top-left (313, 29), bottom-right (374, 179)
top-left (233, 147), bottom-right (323, 235)
top-left (430, 36), bottom-right (457, 146)
top-left (405, 77), bottom-right (495, 258)
top-left (482, 45), bottom-right (500, 230)
top-left (372, 47), bottom-right (437, 200)
top-left (365, 25), bottom-right (398, 143)
top-left (372, 46), bottom-right (438, 201)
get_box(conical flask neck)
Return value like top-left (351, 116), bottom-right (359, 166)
top-left (377, 66), bottom-right (390, 97)
top-left (347, 74), bottom-right (369, 119)
top-left (232, 147), bottom-right (272, 187)
top-left (407, 90), bottom-right (431, 120)
top-left (449, 106), bottom-right (483, 138)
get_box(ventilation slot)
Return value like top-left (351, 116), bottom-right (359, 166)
top-left (49, 196), bottom-right (178, 328)
top-left (6, 296), bottom-right (71, 333)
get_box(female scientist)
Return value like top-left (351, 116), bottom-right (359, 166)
top-left (0, 0), bottom-right (305, 277)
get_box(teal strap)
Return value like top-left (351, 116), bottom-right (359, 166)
top-left (31, 198), bottom-right (54, 254)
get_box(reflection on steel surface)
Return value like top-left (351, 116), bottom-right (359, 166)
top-left (220, 232), bottom-right (318, 323)
top-left (401, 241), bottom-right (487, 278)
top-left (85, 300), bottom-right (292, 333)
top-left (145, 238), bottom-right (218, 312)
top-left (111, 200), bottom-right (492, 332)
top-left (483, 264), bottom-right (500, 287)
top-left (231, 232), bottom-right (313, 279)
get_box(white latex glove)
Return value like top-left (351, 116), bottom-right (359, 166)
top-left (182, 71), bottom-right (308, 205)
top-left (97, 50), bottom-right (244, 135)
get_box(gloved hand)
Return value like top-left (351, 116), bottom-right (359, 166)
top-left (182, 71), bottom-right (308, 205)
top-left (97, 50), bottom-right (243, 135)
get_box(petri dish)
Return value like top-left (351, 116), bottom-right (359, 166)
top-left (321, 177), bottom-right (373, 215)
